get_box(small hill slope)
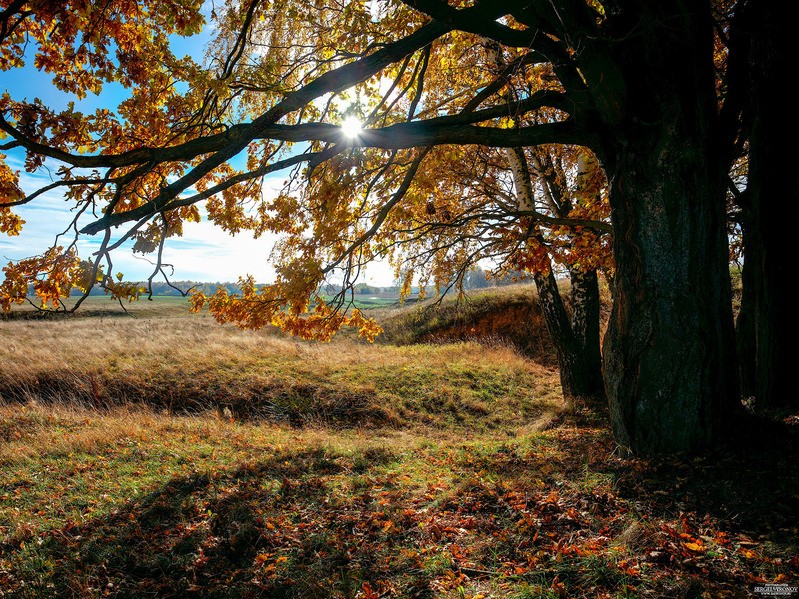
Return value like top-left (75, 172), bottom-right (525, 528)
top-left (377, 284), bottom-right (559, 365)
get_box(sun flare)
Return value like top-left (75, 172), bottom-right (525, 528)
top-left (340, 116), bottom-right (363, 138)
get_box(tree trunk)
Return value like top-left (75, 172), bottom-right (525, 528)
top-left (533, 268), bottom-right (604, 407)
top-left (736, 218), bottom-right (758, 399)
top-left (744, 0), bottom-right (799, 410)
top-left (603, 141), bottom-right (737, 453)
top-left (502, 146), bottom-right (605, 407)
top-left (592, 3), bottom-right (739, 454)
top-left (569, 268), bottom-right (604, 401)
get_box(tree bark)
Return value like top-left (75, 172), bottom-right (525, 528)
top-left (533, 268), bottom-right (604, 407)
top-left (570, 268), bottom-right (604, 402)
top-left (503, 146), bottom-right (605, 408)
top-left (742, 0), bottom-right (799, 410)
top-left (590, 3), bottom-right (739, 454)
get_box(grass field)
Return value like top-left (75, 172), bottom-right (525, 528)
top-left (1, 291), bottom-right (797, 597)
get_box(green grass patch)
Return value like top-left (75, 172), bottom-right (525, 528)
top-left (1, 285), bottom-right (795, 597)
top-left (1, 408), bottom-right (796, 597)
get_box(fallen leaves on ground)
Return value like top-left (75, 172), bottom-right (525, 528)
top-left (0, 411), bottom-right (796, 598)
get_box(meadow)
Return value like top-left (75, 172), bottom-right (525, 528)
top-left (0, 289), bottom-right (796, 597)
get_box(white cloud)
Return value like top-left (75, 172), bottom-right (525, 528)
top-left (2, 137), bottom-right (398, 286)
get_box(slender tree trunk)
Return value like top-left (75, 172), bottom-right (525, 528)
top-left (591, 3), bottom-right (739, 454)
top-left (533, 268), bottom-right (604, 407)
top-left (744, 0), bottom-right (799, 410)
top-left (503, 147), bottom-right (605, 407)
top-left (736, 218), bottom-right (758, 399)
top-left (493, 48), bottom-right (602, 402)
top-left (570, 268), bottom-right (604, 401)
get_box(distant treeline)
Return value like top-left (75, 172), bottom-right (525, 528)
top-left (64, 267), bottom-right (527, 297)
top-left (67, 281), bottom-right (243, 297)
top-left (343, 267), bottom-right (529, 295)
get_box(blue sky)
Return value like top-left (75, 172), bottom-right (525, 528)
top-left (1, 13), bottom-right (394, 286)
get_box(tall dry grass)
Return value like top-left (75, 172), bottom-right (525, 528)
top-left (1, 307), bottom-right (563, 431)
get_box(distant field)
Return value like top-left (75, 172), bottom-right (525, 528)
top-left (0, 284), bottom-right (564, 433)
top-left (1, 289), bottom-right (796, 597)
top-left (5, 294), bottom-right (200, 319)
top-left (5, 292), bottom-right (408, 319)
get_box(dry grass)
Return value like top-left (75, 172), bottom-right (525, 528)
top-left (1, 306), bottom-right (563, 432)
top-left (0, 403), bottom-right (239, 464)
top-left (375, 282), bottom-right (612, 364)
top-left (1, 295), bottom-right (797, 598)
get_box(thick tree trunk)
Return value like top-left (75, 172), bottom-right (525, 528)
top-left (592, 4), bottom-right (739, 454)
top-left (744, 0), bottom-right (799, 410)
top-left (603, 141), bottom-right (737, 453)
top-left (533, 268), bottom-right (604, 407)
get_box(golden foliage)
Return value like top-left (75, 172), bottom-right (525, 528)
top-left (0, 0), bottom-right (611, 335)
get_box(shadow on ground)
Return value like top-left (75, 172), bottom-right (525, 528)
top-left (1, 417), bottom-right (797, 598)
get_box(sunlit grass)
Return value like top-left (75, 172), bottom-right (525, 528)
top-left (0, 307), bottom-right (562, 434)
top-left (1, 290), bottom-right (795, 597)
top-left (2, 401), bottom-right (794, 597)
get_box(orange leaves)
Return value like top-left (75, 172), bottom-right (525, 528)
top-left (507, 237), bottom-right (553, 274)
top-left (7, 0), bottom-right (205, 96)
top-left (0, 207), bottom-right (24, 236)
top-left (0, 0), bottom-right (617, 343)
top-left (103, 278), bottom-right (145, 304)
top-left (0, 249), bottom-right (144, 311)
top-left (0, 151), bottom-right (28, 237)
top-left (0, 156), bottom-right (23, 205)
top-left (190, 277), bottom-right (382, 342)
top-left (359, 582), bottom-right (380, 599)
top-left (0, 247), bottom-right (82, 311)
top-left (347, 308), bottom-right (384, 342)
top-left (738, 547), bottom-right (758, 560)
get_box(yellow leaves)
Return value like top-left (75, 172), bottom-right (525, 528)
top-left (188, 290), bottom-right (207, 314)
top-left (0, 249), bottom-right (144, 311)
top-left (183, 205), bottom-right (202, 224)
top-left (683, 542), bottom-right (705, 552)
top-left (347, 308), bottom-right (383, 342)
top-left (497, 116), bottom-right (516, 129)
top-left (0, 247), bottom-right (82, 311)
top-left (189, 278), bottom-right (382, 343)
top-left (73, 260), bottom-right (103, 294)
top-left (103, 278), bottom-right (144, 303)
top-left (14, 0), bottom-right (205, 97)
top-left (507, 239), bottom-right (553, 275)
top-left (0, 208), bottom-right (24, 236)
top-left (0, 156), bottom-right (25, 235)
top-left (0, 0), bottom-right (615, 344)
top-left (132, 224), bottom-right (162, 254)
top-left (0, 156), bottom-right (23, 200)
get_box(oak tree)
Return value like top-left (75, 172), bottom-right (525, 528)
top-left (1, 0), bottom-right (776, 453)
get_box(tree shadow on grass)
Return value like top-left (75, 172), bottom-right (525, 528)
top-left (608, 415), bottom-right (799, 545)
top-left (573, 414), bottom-right (798, 596)
top-left (431, 413), bottom-right (799, 597)
top-left (5, 446), bottom-right (438, 598)
top-left (2, 418), bottom-right (797, 598)
top-left (523, 411), bottom-right (799, 546)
